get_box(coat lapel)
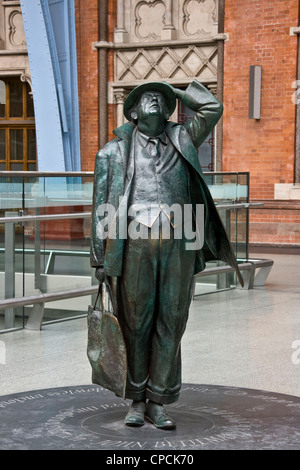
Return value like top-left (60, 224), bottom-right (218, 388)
top-left (113, 122), bottom-right (134, 154)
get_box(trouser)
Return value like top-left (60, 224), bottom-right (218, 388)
top-left (114, 216), bottom-right (196, 404)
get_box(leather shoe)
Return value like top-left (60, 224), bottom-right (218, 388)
top-left (146, 401), bottom-right (176, 430)
top-left (124, 400), bottom-right (146, 427)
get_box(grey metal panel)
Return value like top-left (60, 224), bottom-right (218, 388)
top-left (41, 0), bottom-right (81, 171)
top-left (249, 65), bottom-right (262, 120)
top-left (4, 212), bottom-right (16, 328)
top-left (20, 0), bottom-right (65, 171)
top-left (20, 0), bottom-right (81, 171)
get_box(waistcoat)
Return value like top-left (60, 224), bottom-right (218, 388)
top-left (128, 130), bottom-right (191, 227)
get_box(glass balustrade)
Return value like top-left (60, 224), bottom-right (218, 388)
top-left (0, 171), bottom-right (250, 332)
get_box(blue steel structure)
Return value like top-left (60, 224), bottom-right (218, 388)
top-left (20, 0), bottom-right (81, 171)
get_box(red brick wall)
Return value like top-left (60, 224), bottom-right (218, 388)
top-left (74, 0), bottom-right (300, 248)
top-left (223, 0), bottom-right (300, 247)
top-left (249, 202), bottom-right (300, 245)
top-left (108, 0), bottom-right (117, 140)
top-left (75, 0), bottom-right (99, 171)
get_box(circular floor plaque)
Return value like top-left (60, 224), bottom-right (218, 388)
top-left (0, 384), bottom-right (299, 450)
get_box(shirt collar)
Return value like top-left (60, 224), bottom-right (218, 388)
top-left (137, 130), bottom-right (168, 147)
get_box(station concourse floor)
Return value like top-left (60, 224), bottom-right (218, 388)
top-left (0, 252), bottom-right (299, 399)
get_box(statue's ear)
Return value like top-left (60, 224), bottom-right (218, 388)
top-left (165, 112), bottom-right (170, 120)
top-left (131, 110), bottom-right (138, 120)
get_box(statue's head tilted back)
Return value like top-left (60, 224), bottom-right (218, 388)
top-left (124, 82), bottom-right (176, 123)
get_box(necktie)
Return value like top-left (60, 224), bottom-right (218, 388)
top-left (148, 138), bottom-right (160, 159)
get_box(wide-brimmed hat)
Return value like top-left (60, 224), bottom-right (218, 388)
top-left (124, 81), bottom-right (176, 122)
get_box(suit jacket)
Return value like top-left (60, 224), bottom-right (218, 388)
top-left (90, 80), bottom-right (244, 286)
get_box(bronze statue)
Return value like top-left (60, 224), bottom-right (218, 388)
top-left (90, 80), bottom-right (243, 430)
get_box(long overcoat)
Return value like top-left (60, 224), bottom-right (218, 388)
top-left (90, 81), bottom-right (244, 287)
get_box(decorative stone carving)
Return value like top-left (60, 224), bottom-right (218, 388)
top-left (134, 0), bottom-right (165, 41)
top-left (0, 69), bottom-right (32, 93)
top-left (8, 10), bottom-right (26, 48)
top-left (115, 43), bottom-right (218, 84)
top-left (20, 71), bottom-right (32, 92)
top-left (207, 84), bottom-right (217, 96)
top-left (116, 0), bottom-right (219, 43)
top-left (112, 0), bottom-right (220, 116)
top-left (114, 88), bottom-right (130, 126)
top-left (182, 0), bottom-right (217, 37)
top-left (114, 89), bottom-right (128, 105)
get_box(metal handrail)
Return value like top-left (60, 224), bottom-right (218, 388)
top-left (0, 285), bottom-right (98, 310)
top-left (0, 203), bottom-right (262, 224)
top-left (214, 202), bottom-right (263, 209)
top-left (0, 171), bottom-right (94, 177)
top-left (0, 212), bottom-right (91, 223)
top-left (0, 171), bottom-right (249, 177)
top-left (0, 258), bottom-right (274, 318)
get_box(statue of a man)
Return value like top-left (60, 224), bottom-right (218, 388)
top-left (90, 80), bottom-right (243, 430)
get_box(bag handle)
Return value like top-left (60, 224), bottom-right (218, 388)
top-left (93, 282), bottom-right (113, 313)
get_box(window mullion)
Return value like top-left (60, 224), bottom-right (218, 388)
top-left (24, 127), bottom-right (27, 170)
top-left (6, 127), bottom-right (10, 170)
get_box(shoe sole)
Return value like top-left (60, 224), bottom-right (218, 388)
top-left (125, 421), bottom-right (145, 427)
top-left (145, 415), bottom-right (176, 430)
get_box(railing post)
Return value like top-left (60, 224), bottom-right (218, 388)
top-left (34, 206), bottom-right (42, 291)
top-left (25, 302), bottom-right (45, 330)
top-left (216, 207), bottom-right (232, 289)
top-left (5, 212), bottom-right (16, 329)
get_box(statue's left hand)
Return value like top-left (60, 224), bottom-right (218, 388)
top-left (172, 87), bottom-right (185, 101)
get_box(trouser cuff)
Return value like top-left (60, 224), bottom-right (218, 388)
top-left (124, 389), bottom-right (147, 402)
top-left (146, 388), bottom-right (180, 405)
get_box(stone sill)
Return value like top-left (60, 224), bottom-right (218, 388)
top-left (0, 49), bottom-right (27, 55)
top-left (94, 35), bottom-right (226, 51)
top-left (274, 183), bottom-right (300, 200)
top-left (250, 199), bottom-right (300, 210)
top-left (249, 243), bottom-right (300, 254)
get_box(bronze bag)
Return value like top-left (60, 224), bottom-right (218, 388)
top-left (87, 282), bottom-right (127, 399)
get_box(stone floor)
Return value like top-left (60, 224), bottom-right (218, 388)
top-left (0, 252), bottom-right (299, 399)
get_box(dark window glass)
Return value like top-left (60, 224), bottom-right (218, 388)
top-left (27, 163), bottom-right (37, 170)
top-left (9, 80), bottom-right (23, 117)
top-left (10, 129), bottom-right (23, 160)
top-left (0, 129), bottom-right (5, 159)
top-left (27, 88), bottom-right (34, 117)
top-left (27, 129), bottom-right (36, 160)
top-left (10, 163), bottom-right (24, 170)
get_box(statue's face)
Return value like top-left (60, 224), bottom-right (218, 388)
top-left (132, 91), bottom-right (169, 122)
